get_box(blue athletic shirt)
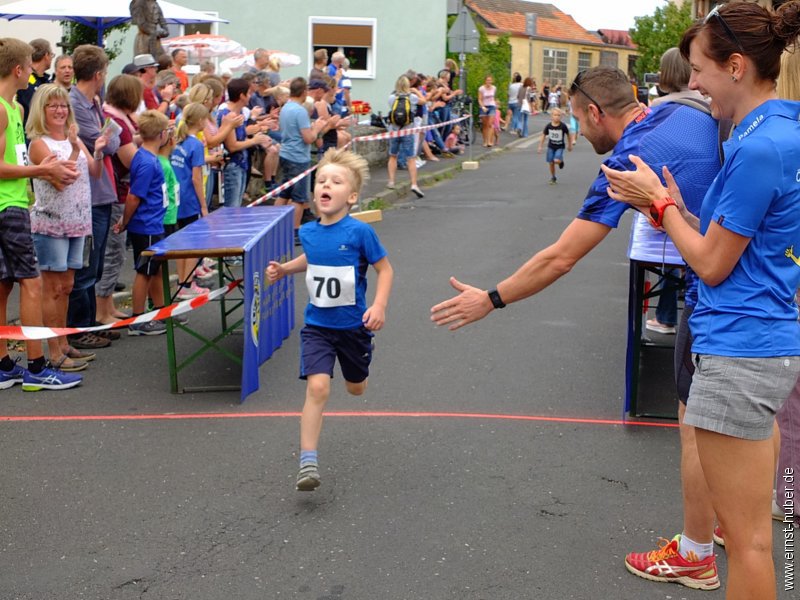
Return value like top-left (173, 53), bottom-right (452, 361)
top-left (279, 101), bottom-right (312, 163)
top-left (127, 147), bottom-right (166, 235)
top-left (171, 135), bottom-right (205, 219)
top-left (690, 100), bottom-right (800, 357)
top-left (577, 103), bottom-right (722, 308)
top-left (299, 215), bottom-right (388, 330)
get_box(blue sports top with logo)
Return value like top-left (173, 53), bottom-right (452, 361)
top-left (299, 215), bottom-right (387, 330)
top-left (690, 99), bottom-right (800, 357)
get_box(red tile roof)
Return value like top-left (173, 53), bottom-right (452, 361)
top-left (465, 0), bottom-right (606, 45)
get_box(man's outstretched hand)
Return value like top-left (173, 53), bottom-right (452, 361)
top-left (430, 277), bottom-right (494, 331)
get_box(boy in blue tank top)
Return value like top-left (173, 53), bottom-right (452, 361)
top-left (267, 148), bottom-right (394, 491)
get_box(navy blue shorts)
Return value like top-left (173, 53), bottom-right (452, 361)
top-left (299, 324), bottom-right (374, 383)
top-left (129, 231), bottom-right (165, 276)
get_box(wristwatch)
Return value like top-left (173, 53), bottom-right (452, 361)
top-left (649, 196), bottom-right (678, 228)
top-left (488, 288), bottom-right (506, 309)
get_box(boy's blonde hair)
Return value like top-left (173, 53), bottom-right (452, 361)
top-left (0, 38), bottom-right (32, 79)
top-left (138, 109), bottom-right (169, 141)
top-left (176, 102), bottom-right (209, 142)
top-left (26, 84), bottom-right (76, 139)
top-left (316, 148), bottom-right (370, 195)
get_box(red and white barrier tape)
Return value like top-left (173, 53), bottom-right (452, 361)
top-left (0, 279), bottom-right (242, 341)
top-left (247, 114), bottom-right (470, 207)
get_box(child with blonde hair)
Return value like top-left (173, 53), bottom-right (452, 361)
top-left (171, 102), bottom-right (211, 298)
top-left (267, 149), bottom-right (394, 491)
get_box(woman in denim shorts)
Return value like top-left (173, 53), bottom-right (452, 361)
top-left (28, 84), bottom-right (108, 370)
top-left (602, 3), bottom-right (800, 596)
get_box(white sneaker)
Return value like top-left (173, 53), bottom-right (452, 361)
top-left (415, 158), bottom-right (426, 169)
top-left (645, 318), bottom-right (676, 335)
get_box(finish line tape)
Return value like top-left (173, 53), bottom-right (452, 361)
top-left (0, 279), bottom-right (242, 341)
top-left (246, 114), bottom-right (470, 207)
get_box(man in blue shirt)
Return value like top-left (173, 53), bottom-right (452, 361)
top-left (432, 66), bottom-right (721, 326)
top-left (274, 77), bottom-right (329, 241)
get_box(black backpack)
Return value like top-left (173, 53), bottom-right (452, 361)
top-left (389, 93), bottom-right (412, 127)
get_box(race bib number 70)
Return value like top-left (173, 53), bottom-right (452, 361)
top-left (306, 264), bottom-right (356, 308)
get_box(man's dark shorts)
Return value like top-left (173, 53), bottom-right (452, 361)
top-left (299, 324), bottom-right (374, 383)
top-left (278, 157), bottom-right (310, 204)
top-left (128, 231), bottom-right (165, 276)
top-left (0, 206), bottom-right (39, 281)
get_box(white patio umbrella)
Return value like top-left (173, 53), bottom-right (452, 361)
top-left (0, 0), bottom-right (227, 46)
top-left (219, 50), bottom-right (301, 73)
top-left (162, 34), bottom-right (245, 60)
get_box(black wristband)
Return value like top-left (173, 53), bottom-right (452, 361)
top-left (488, 288), bottom-right (506, 309)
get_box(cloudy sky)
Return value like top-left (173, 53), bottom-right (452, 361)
top-left (552, 0), bottom-right (670, 31)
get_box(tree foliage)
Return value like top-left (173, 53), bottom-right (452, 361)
top-left (447, 15), bottom-right (512, 117)
top-left (630, 2), bottom-right (693, 79)
top-left (60, 21), bottom-right (130, 61)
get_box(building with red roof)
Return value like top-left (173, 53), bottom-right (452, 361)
top-left (464, 0), bottom-right (639, 88)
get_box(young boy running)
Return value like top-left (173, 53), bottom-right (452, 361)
top-left (267, 149), bottom-right (394, 491)
top-left (537, 108), bottom-right (572, 185)
top-left (116, 110), bottom-right (170, 336)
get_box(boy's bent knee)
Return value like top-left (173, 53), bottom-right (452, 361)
top-left (346, 379), bottom-right (367, 396)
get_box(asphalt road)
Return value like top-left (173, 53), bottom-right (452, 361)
top-left (1, 131), bottom-right (795, 599)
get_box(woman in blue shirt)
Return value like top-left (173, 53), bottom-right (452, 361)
top-left (602, 3), bottom-right (800, 597)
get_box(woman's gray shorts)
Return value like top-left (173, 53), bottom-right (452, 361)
top-left (685, 354), bottom-right (800, 440)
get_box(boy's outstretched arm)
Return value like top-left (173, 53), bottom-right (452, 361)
top-left (266, 254), bottom-right (308, 283)
top-left (362, 257), bottom-right (393, 331)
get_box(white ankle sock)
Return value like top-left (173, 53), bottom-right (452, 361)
top-left (679, 534), bottom-right (714, 560)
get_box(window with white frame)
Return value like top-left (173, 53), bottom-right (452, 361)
top-left (542, 48), bottom-right (568, 85)
top-left (600, 50), bottom-right (619, 69)
top-left (309, 16), bottom-right (376, 79)
top-left (578, 52), bottom-right (592, 72)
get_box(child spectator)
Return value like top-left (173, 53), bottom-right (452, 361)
top-left (444, 124), bottom-right (465, 154)
top-left (266, 149), bottom-right (394, 492)
top-left (116, 110), bottom-right (170, 336)
top-left (537, 108), bottom-right (572, 185)
top-left (158, 124), bottom-right (179, 239)
top-left (217, 78), bottom-right (270, 208)
top-left (170, 102), bottom-right (210, 298)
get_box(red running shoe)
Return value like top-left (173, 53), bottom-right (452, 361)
top-left (625, 534), bottom-right (720, 590)
top-left (713, 525), bottom-right (725, 547)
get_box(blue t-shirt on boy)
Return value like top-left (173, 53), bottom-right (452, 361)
top-left (127, 147), bottom-right (166, 235)
top-left (299, 215), bottom-right (387, 330)
top-left (171, 134), bottom-right (206, 219)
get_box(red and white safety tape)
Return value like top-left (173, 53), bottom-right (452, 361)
top-left (247, 114), bottom-right (470, 207)
top-left (0, 279), bottom-right (242, 341)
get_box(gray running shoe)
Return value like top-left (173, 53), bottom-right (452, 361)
top-left (296, 464), bottom-right (321, 491)
top-left (128, 320), bottom-right (167, 336)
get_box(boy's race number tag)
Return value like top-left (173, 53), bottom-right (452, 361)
top-left (15, 143), bottom-right (28, 166)
top-left (306, 264), bottom-right (356, 308)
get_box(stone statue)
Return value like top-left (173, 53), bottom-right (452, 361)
top-left (130, 0), bottom-right (169, 58)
